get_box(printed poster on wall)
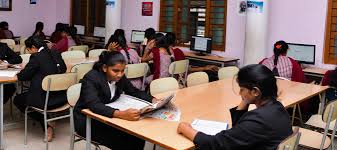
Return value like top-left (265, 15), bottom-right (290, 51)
top-left (237, 0), bottom-right (247, 16)
top-left (247, 1), bottom-right (264, 13)
top-left (142, 2), bottom-right (153, 16)
top-left (106, 0), bottom-right (115, 7)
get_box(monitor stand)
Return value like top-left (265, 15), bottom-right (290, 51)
top-left (195, 52), bottom-right (207, 56)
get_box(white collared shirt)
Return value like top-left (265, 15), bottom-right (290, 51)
top-left (38, 47), bottom-right (44, 52)
top-left (107, 81), bottom-right (116, 100)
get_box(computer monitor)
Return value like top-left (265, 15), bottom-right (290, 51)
top-left (190, 36), bottom-right (212, 55)
top-left (74, 25), bottom-right (85, 35)
top-left (131, 30), bottom-right (145, 43)
top-left (93, 27), bottom-right (106, 37)
top-left (286, 43), bottom-right (315, 65)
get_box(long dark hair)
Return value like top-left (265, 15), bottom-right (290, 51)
top-left (237, 64), bottom-right (278, 100)
top-left (93, 51), bottom-right (126, 72)
top-left (329, 67), bottom-right (337, 87)
top-left (165, 32), bottom-right (176, 47)
top-left (105, 29), bottom-right (131, 63)
top-left (33, 22), bottom-right (44, 35)
top-left (145, 28), bottom-right (156, 40)
top-left (25, 36), bottom-right (63, 73)
top-left (272, 40), bottom-right (289, 76)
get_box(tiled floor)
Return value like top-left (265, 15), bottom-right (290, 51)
top-left (3, 102), bottom-right (166, 150)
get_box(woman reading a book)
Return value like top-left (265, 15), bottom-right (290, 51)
top-left (177, 64), bottom-right (292, 150)
top-left (74, 51), bottom-right (161, 150)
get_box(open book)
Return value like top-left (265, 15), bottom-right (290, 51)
top-left (106, 93), bottom-right (175, 114)
top-left (191, 119), bottom-right (228, 135)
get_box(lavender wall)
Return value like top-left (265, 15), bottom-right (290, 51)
top-left (268, 0), bottom-right (333, 69)
top-left (121, 0), bottom-right (246, 65)
top-left (0, 0), bottom-right (70, 37)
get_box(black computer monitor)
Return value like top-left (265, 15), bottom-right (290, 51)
top-left (190, 36), bottom-right (212, 56)
top-left (286, 43), bottom-right (315, 65)
top-left (131, 30), bottom-right (145, 43)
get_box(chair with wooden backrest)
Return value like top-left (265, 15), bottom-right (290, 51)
top-left (277, 127), bottom-right (301, 150)
top-left (70, 63), bottom-right (94, 83)
top-left (24, 73), bottom-right (77, 150)
top-left (150, 77), bottom-right (179, 95)
top-left (88, 49), bottom-right (106, 58)
top-left (0, 39), bottom-right (15, 50)
top-left (186, 72), bottom-right (209, 87)
top-left (298, 100), bottom-right (337, 150)
top-left (168, 59), bottom-right (189, 87)
top-left (218, 66), bottom-right (239, 80)
top-left (68, 45), bottom-right (89, 54)
top-left (20, 37), bottom-right (27, 47)
top-left (61, 51), bottom-right (86, 60)
top-left (67, 83), bottom-right (102, 150)
top-left (20, 54), bottom-right (31, 64)
top-left (20, 45), bottom-right (28, 54)
top-left (125, 63), bottom-right (149, 90)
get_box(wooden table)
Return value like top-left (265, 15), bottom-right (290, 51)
top-left (0, 57), bottom-right (97, 149)
top-left (82, 78), bottom-right (328, 150)
top-left (0, 73), bottom-right (19, 150)
top-left (183, 52), bottom-right (239, 67)
top-left (64, 57), bottom-right (98, 72)
top-left (303, 67), bottom-right (328, 78)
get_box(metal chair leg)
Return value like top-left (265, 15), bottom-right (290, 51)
top-left (70, 109), bottom-right (75, 150)
top-left (153, 144), bottom-right (156, 150)
top-left (44, 113), bottom-right (48, 150)
top-left (24, 107), bottom-right (28, 145)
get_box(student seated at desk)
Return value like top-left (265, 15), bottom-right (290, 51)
top-left (0, 42), bottom-right (22, 104)
top-left (74, 51), bottom-right (160, 150)
top-left (50, 23), bottom-right (64, 43)
top-left (260, 40), bottom-right (306, 82)
top-left (0, 21), bottom-right (14, 39)
top-left (321, 67), bottom-right (337, 101)
top-left (52, 27), bottom-right (77, 53)
top-left (178, 64), bottom-right (292, 150)
top-left (13, 36), bottom-right (67, 142)
top-left (142, 33), bottom-right (173, 82)
top-left (106, 29), bottom-right (143, 89)
top-left (165, 32), bottom-right (218, 77)
top-left (32, 22), bottom-right (46, 40)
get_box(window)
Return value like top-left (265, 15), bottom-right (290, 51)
top-left (71, 0), bottom-right (105, 36)
top-left (324, 0), bottom-right (337, 64)
top-left (159, 0), bottom-right (227, 51)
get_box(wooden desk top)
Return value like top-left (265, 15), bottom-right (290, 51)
top-left (303, 67), bottom-right (328, 75)
top-left (64, 57), bottom-right (98, 72)
top-left (183, 52), bottom-right (239, 63)
top-left (82, 78), bottom-right (328, 150)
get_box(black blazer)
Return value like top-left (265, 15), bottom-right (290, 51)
top-left (17, 48), bottom-right (67, 109)
top-left (74, 69), bottom-right (153, 129)
top-left (0, 42), bottom-right (22, 64)
top-left (193, 100), bottom-right (292, 150)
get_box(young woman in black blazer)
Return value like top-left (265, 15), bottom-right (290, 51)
top-left (177, 64), bottom-right (293, 150)
top-left (13, 36), bottom-right (67, 142)
top-left (0, 42), bottom-right (22, 104)
top-left (74, 51), bottom-right (161, 150)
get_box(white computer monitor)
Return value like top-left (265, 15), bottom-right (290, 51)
top-left (93, 27), bottom-right (106, 37)
top-left (287, 43), bottom-right (315, 65)
top-left (74, 25), bottom-right (85, 35)
top-left (131, 30), bottom-right (145, 43)
top-left (190, 36), bottom-right (212, 55)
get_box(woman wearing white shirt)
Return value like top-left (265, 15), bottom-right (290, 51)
top-left (74, 51), bottom-right (160, 149)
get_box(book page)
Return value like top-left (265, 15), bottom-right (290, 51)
top-left (191, 119), bottom-right (228, 135)
top-left (106, 94), bottom-right (152, 111)
top-left (0, 70), bottom-right (18, 77)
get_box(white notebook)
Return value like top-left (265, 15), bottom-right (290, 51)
top-left (0, 70), bottom-right (18, 77)
top-left (191, 119), bottom-right (228, 135)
